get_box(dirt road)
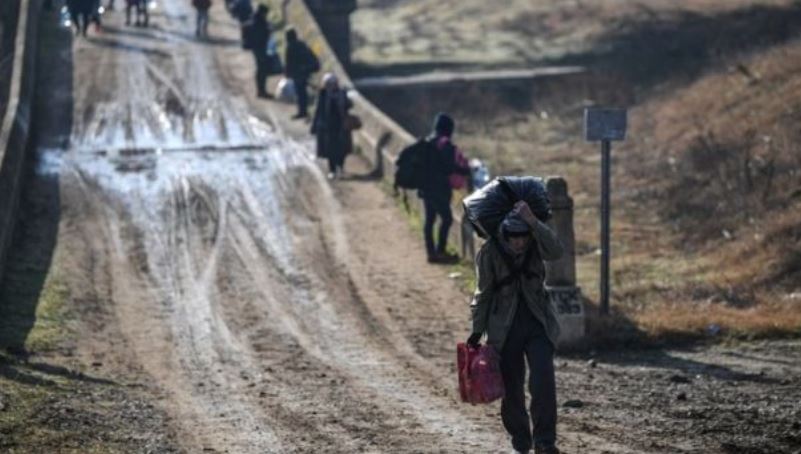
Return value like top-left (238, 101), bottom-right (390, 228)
top-left (25, 3), bottom-right (515, 452)
top-left (4, 2), bottom-right (799, 453)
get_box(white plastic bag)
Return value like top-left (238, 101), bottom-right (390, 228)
top-left (275, 77), bottom-right (296, 103)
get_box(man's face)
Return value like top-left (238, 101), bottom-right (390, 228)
top-left (508, 235), bottom-right (531, 255)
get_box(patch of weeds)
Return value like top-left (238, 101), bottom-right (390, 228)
top-left (0, 353), bottom-right (175, 453)
top-left (24, 276), bottom-right (72, 353)
top-left (0, 267), bottom-right (73, 355)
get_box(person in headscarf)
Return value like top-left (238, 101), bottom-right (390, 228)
top-left (468, 201), bottom-right (564, 454)
top-left (310, 73), bottom-right (353, 179)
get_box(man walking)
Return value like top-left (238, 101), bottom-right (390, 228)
top-left (66, 0), bottom-right (95, 36)
top-left (468, 201), bottom-right (564, 454)
top-left (244, 4), bottom-right (271, 98)
top-left (192, 0), bottom-right (212, 38)
top-left (284, 28), bottom-right (319, 119)
top-left (126, 0), bottom-right (148, 27)
top-left (419, 113), bottom-right (469, 264)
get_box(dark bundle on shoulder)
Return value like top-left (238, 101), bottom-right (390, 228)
top-left (463, 176), bottom-right (550, 239)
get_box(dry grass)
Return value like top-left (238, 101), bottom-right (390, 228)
top-left (356, 0), bottom-right (801, 344)
top-left (352, 0), bottom-right (796, 68)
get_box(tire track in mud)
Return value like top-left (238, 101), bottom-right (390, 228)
top-left (63, 155), bottom-right (286, 453)
top-left (219, 161), bottom-right (508, 451)
top-left (50, 138), bottom-right (511, 452)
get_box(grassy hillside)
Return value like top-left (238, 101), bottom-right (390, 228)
top-left (352, 0), bottom-right (795, 69)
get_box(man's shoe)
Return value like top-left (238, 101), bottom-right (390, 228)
top-left (291, 113), bottom-right (308, 120)
top-left (534, 446), bottom-right (560, 454)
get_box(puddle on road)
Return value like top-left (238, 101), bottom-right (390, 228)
top-left (73, 98), bottom-right (275, 154)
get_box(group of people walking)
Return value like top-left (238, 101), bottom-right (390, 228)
top-left (61, 0), bottom-right (148, 36)
top-left (236, 3), bottom-right (349, 178)
top-left (239, 4), bottom-right (319, 119)
top-left (58, 0), bottom-right (565, 450)
top-left (235, 8), bottom-right (564, 451)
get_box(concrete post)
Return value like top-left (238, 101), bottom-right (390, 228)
top-left (545, 177), bottom-right (586, 349)
top-left (305, 0), bottom-right (357, 68)
top-left (545, 177), bottom-right (576, 286)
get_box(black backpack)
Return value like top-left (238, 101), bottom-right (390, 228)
top-left (394, 138), bottom-right (433, 191)
top-left (394, 138), bottom-right (434, 210)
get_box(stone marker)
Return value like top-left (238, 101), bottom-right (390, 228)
top-left (545, 177), bottom-right (586, 350)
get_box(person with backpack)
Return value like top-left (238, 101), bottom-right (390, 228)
top-left (468, 201), bottom-right (564, 454)
top-left (311, 73), bottom-right (353, 179)
top-left (192, 0), bottom-right (212, 38)
top-left (242, 4), bottom-right (271, 98)
top-left (417, 113), bottom-right (470, 264)
top-left (284, 28), bottom-right (320, 119)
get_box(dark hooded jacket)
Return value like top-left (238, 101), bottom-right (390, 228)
top-left (285, 39), bottom-right (317, 80)
top-left (311, 88), bottom-right (353, 160)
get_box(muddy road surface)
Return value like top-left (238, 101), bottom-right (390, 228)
top-left (6, 2), bottom-right (800, 454)
top-left (26, 3), bottom-right (512, 453)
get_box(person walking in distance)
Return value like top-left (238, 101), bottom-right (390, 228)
top-left (229, 0), bottom-right (252, 23)
top-left (193, 0), bottom-right (212, 38)
top-left (244, 4), bottom-right (271, 98)
top-left (468, 202), bottom-right (564, 454)
top-left (419, 113), bottom-right (469, 264)
top-left (126, 0), bottom-right (148, 27)
top-left (66, 0), bottom-right (95, 36)
top-left (311, 73), bottom-right (353, 179)
top-left (284, 28), bottom-right (320, 119)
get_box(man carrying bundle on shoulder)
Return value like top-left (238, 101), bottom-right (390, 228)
top-left (465, 177), bottom-right (564, 454)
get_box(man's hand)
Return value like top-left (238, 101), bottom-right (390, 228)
top-left (513, 200), bottom-right (538, 227)
top-left (467, 332), bottom-right (482, 348)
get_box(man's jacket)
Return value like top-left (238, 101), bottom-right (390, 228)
top-left (471, 220), bottom-right (564, 350)
top-left (419, 136), bottom-right (468, 200)
top-left (285, 40), bottom-right (318, 80)
top-left (248, 14), bottom-right (270, 52)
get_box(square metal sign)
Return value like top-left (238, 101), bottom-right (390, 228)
top-left (584, 108), bottom-right (627, 142)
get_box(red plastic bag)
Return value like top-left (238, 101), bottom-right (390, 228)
top-left (457, 343), bottom-right (505, 404)
top-left (435, 137), bottom-right (469, 190)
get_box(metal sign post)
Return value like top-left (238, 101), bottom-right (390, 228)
top-left (584, 108), bottom-right (627, 316)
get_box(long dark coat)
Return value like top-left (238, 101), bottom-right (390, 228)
top-left (311, 88), bottom-right (352, 161)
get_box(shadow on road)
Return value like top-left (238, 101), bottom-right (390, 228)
top-left (87, 35), bottom-right (170, 58)
top-left (0, 8), bottom-right (72, 360)
top-left (597, 347), bottom-right (784, 386)
top-left (101, 24), bottom-right (167, 42)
